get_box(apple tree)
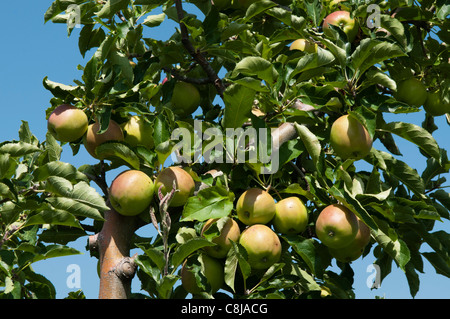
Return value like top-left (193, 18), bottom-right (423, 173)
top-left (1, 0), bottom-right (449, 299)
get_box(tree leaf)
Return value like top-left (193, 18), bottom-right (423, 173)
top-left (95, 142), bottom-right (141, 169)
top-left (351, 39), bottom-right (406, 81)
top-left (170, 238), bottom-right (215, 270)
top-left (181, 186), bottom-right (235, 222)
top-left (222, 84), bottom-right (255, 129)
top-left (0, 142), bottom-right (41, 157)
top-left (45, 178), bottom-right (107, 220)
top-left (96, 0), bottom-right (129, 19)
top-left (294, 123), bottom-right (321, 167)
top-left (24, 210), bottom-right (83, 229)
top-left (378, 121), bottom-right (441, 163)
top-left (366, 149), bottom-right (426, 198)
top-left (290, 48), bottom-right (335, 80)
top-left (33, 161), bottom-right (88, 182)
top-left (232, 57), bottom-right (278, 84)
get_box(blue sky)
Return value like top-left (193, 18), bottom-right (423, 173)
top-left (0, 1), bottom-right (449, 299)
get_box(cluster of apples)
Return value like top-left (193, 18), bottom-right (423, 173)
top-left (181, 187), bottom-right (310, 295)
top-left (47, 104), bottom-right (154, 159)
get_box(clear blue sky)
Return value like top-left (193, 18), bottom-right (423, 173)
top-left (0, 1), bottom-right (449, 299)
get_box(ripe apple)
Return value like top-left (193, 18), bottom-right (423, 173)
top-left (122, 115), bottom-right (154, 149)
top-left (330, 114), bottom-right (373, 160)
top-left (201, 218), bottom-right (241, 259)
top-left (109, 170), bottom-right (154, 216)
top-left (328, 218), bottom-right (371, 263)
top-left (154, 166), bottom-right (195, 207)
top-left (181, 254), bottom-right (224, 295)
top-left (84, 120), bottom-right (124, 159)
top-left (323, 11), bottom-right (359, 42)
top-left (239, 224), bottom-right (282, 270)
top-left (47, 104), bottom-right (88, 142)
top-left (236, 188), bottom-right (276, 226)
top-left (272, 197), bottom-right (308, 235)
top-left (289, 39), bottom-right (318, 53)
top-left (171, 82), bottom-right (201, 118)
top-left (315, 204), bottom-right (359, 249)
top-left (424, 91), bottom-right (450, 116)
top-left (394, 78), bottom-right (428, 107)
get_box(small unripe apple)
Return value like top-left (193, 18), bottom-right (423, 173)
top-left (236, 188), bottom-right (276, 226)
top-left (394, 78), bottom-right (428, 107)
top-left (423, 91), bottom-right (450, 116)
top-left (122, 115), bottom-right (154, 149)
top-left (84, 120), bottom-right (124, 159)
top-left (201, 218), bottom-right (241, 258)
top-left (315, 204), bottom-right (359, 249)
top-left (239, 224), bottom-right (281, 270)
top-left (171, 82), bottom-right (201, 118)
top-left (155, 166), bottom-right (195, 207)
top-left (272, 197), bottom-right (308, 235)
top-left (289, 39), bottom-right (318, 53)
top-left (323, 10), bottom-right (359, 42)
top-left (109, 170), bottom-right (154, 216)
top-left (181, 254), bottom-right (224, 295)
top-left (47, 104), bottom-right (88, 142)
top-left (330, 114), bottom-right (373, 160)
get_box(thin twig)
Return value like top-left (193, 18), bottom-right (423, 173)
top-left (173, 0), bottom-right (226, 98)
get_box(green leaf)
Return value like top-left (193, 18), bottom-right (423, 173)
top-left (379, 14), bottom-right (407, 49)
top-left (79, 24), bottom-right (106, 58)
top-left (351, 39), bottom-right (406, 81)
top-left (222, 84), bottom-right (256, 129)
top-left (171, 238), bottom-right (215, 270)
top-left (378, 121), bottom-right (441, 163)
top-left (181, 186), bottom-right (235, 222)
top-left (294, 123), bottom-right (321, 167)
top-left (24, 210), bottom-right (83, 229)
top-left (136, 244), bottom-right (166, 273)
top-left (45, 178), bottom-right (107, 220)
top-left (284, 236), bottom-right (318, 275)
top-left (366, 149), bottom-right (426, 198)
top-left (290, 48), bottom-right (335, 80)
top-left (95, 142), bottom-right (141, 169)
top-left (371, 217), bottom-right (411, 271)
top-left (143, 12), bottom-right (166, 27)
top-left (232, 57), bottom-right (278, 84)
top-left (224, 240), bottom-right (251, 292)
top-left (0, 142), bottom-right (41, 157)
top-left (96, 0), bottom-right (129, 19)
top-left (33, 161), bottom-right (88, 182)
top-left (243, 0), bottom-right (277, 22)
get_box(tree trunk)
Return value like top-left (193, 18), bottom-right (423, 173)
top-left (89, 208), bottom-right (138, 299)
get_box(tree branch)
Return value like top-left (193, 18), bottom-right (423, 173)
top-left (173, 0), bottom-right (226, 98)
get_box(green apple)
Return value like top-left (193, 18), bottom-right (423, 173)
top-left (109, 170), bottom-right (154, 216)
top-left (239, 224), bottom-right (282, 270)
top-left (394, 78), bottom-right (428, 107)
top-left (289, 39), bottom-right (318, 53)
top-left (424, 90), bottom-right (450, 116)
top-left (323, 10), bottom-right (359, 42)
top-left (154, 166), bottom-right (195, 207)
top-left (330, 114), bottom-right (373, 160)
top-left (122, 115), bottom-right (154, 149)
top-left (272, 197), bottom-right (308, 235)
top-left (236, 188), bottom-right (276, 226)
top-left (171, 82), bottom-right (201, 118)
top-left (315, 204), bottom-right (359, 249)
top-left (84, 120), bottom-right (124, 159)
top-left (181, 253), bottom-right (224, 295)
top-left (47, 104), bottom-right (88, 142)
top-left (328, 218), bottom-right (371, 263)
top-left (201, 218), bottom-right (241, 259)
